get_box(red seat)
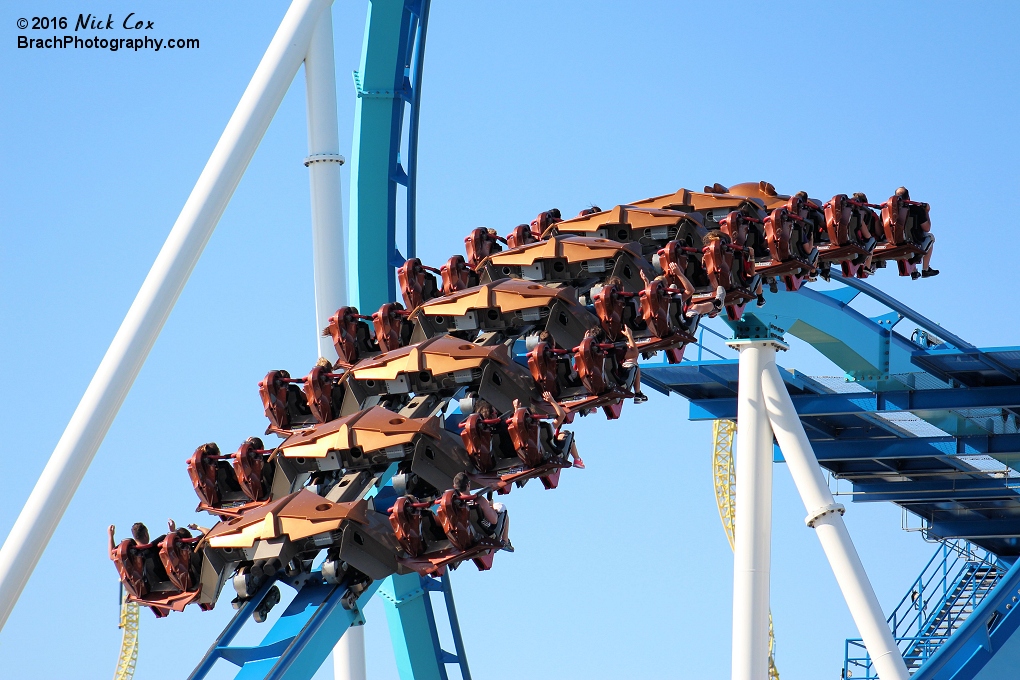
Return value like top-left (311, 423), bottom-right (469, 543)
top-left (529, 209), bottom-right (562, 240)
top-left (110, 535), bottom-right (148, 599)
top-left (460, 413), bottom-right (496, 472)
top-left (702, 235), bottom-right (733, 292)
top-left (435, 489), bottom-right (474, 552)
top-left (231, 437), bottom-right (269, 502)
top-left (259, 370), bottom-right (293, 431)
top-left (639, 279), bottom-right (671, 339)
top-left (186, 443), bottom-right (221, 507)
top-left (389, 496), bottom-right (425, 558)
top-left (506, 224), bottom-right (536, 249)
top-left (159, 526), bottom-right (198, 592)
top-left (464, 228), bottom-right (502, 269)
top-left (322, 306), bottom-right (367, 366)
top-left (573, 336), bottom-right (611, 395)
top-left (397, 258), bottom-right (438, 311)
top-left (593, 283), bottom-right (625, 339)
top-left (527, 341), bottom-right (561, 398)
top-left (372, 303), bottom-right (407, 353)
top-left (440, 255), bottom-right (472, 295)
top-left (507, 407), bottom-right (542, 467)
top-left (302, 365), bottom-right (337, 424)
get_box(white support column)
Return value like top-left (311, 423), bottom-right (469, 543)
top-left (304, 7), bottom-right (346, 362)
top-left (0, 0), bottom-right (334, 633)
top-left (333, 624), bottom-right (367, 680)
top-left (760, 360), bottom-right (909, 680)
top-left (303, 10), bottom-right (364, 680)
top-left (729, 340), bottom-right (777, 680)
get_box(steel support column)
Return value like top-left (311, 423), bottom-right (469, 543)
top-left (729, 340), bottom-right (776, 680)
top-left (760, 359), bottom-right (910, 680)
top-left (305, 6), bottom-right (347, 362)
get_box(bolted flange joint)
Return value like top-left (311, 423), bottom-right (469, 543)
top-left (805, 502), bottom-right (845, 528)
top-left (303, 153), bottom-right (345, 167)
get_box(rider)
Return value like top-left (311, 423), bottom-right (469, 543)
top-left (895, 187), bottom-right (938, 278)
top-left (452, 472), bottom-right (513, 552)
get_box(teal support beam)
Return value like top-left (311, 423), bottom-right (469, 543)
top-left (733, 284), bottom-right (922, 387)
top-left (349, 0), bottom-right (423, 311)
top-left (380, 573), bottom-right (446, 680)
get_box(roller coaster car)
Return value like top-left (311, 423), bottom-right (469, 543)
top-left (409, 279), bottom-right (599, 351)
top-left (529, 208), bottom-right (562, 241)
top-left (204, 490), bottom-right (401, 587)
top-left (879, 193), bottom-right (932, 278)
top-left (459, 409), bottom-right (571, 491)
top-left (372, 302), bottom-right (413, 353)
top-left (110, 523), bottom-right (227, 617)
top-left (757, 201), bottom-right (819, 291)
top-left (439, 255), bottom-right (476, 295)
top-left (393, 490), bottom-right (503, 576)
top-left (822, 194), bottom-right (876, 278)
top-left (629, 184), bottom-right (773, 235)
top-left (553, 205), bottom-right (709, 257)
top-left (476, 235), bottom-right (652, 298)
top-left (322, 306), bottom-right (378, 366)
top-left (341, 336), bottom-right (537, 415)
top-left (303, 365), bottom-right (346, 424)
top-left (397, 258), bottom-right (441, 311)
top-left (187, 439), bottom-right (275, 519)
top-left (464, 227), bottom-right (503, 269)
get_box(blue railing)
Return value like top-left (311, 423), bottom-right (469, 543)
top-left (843, 540), bottom-right (1005, 678)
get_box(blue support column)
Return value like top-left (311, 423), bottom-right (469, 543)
top-left (348, 0), bottom-right (429, 311)
top-left (380, 573), bottom-right (446, 680)
top-left (379, 570), bottom-right (471, 680)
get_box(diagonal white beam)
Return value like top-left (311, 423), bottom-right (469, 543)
top-left (0, 0), bottom-right (334, 631)
top-left (760, 358), bottom-right (909, 680)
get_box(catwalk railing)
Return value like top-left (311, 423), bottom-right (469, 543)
top-left (844, 540), bottom-right (1007, 678)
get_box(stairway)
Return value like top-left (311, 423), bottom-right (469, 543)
top-left (844, 540), bottom-right (1005, 678)
top-left (901, 562), bottom-right (1001, 670)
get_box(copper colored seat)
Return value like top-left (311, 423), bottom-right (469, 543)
top-left (397, 258), bottom-right (440, 311)
top-left (506, 224), bottom-right (536, 249)
top-left (530, 209), bottom-right (562, 240)
top-left (527, 341), bottom-right (562, 398)
top-left (440, 255), bottom-right (472, 295)
top-left (639, 279), bottom-right (672, 339)
top-left (159, 526), bottom-right (198, 592)
top-left (372, 302), bottom-right (408, 353)
top-left (389, 495), bottom-right (426, 558)
top-left (573, 335), bottom-right (611, 396)
top-left (435, 489), bottom-right (474, 552)
top-left (231, 437), bottom-right (269, 502)
top-left (322, 306), bottom-right (373, 366)
top-left (593, 283), bottom-right (626, 339)
top-left (460, 413), bottom-right (497, 472)
top-left (507, 407), bottom-right (543, 467)
top-left (465, 228), bottom-right (502, 269)
top-left (187, 443), bottom-right (222, 508)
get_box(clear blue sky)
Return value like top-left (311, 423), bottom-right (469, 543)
top-left (2, 1), bottom-right (1019, 678)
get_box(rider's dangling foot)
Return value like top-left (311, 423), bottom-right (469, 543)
top-left (757, 294), bottom-right (767, 308)
top-left (634, 391), bottom-right (649, 404)
top-left (911, 270), bottom-right (922, 280)
top-left (921, 268), bottom-right (939, 278)
top-left (501, 539), bottom-right (515, 553)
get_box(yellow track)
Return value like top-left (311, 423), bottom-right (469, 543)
top-left (713, 419), bottom-right (780, 680)
top-left (113, 591), bottom-right (139, 680)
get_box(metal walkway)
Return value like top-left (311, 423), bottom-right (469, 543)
top-left (643, 277), bottom-right (1020, 678)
